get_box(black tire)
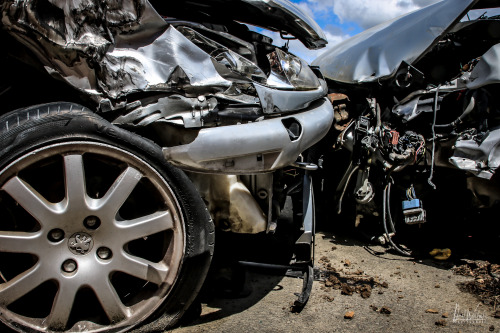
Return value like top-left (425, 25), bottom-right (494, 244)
top-left (0, 103), bottom-right (214, 333)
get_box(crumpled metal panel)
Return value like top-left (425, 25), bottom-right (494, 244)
top-left (463, 43), bottom-right (500, 89)
top-left (150, 0), bottom-right (327, 49)
top-left (450, 128), bottom-right (500, 179)
top-left (312, 0), bottom-right (478, 83)
top-left (100, 26), bottom-right (231, 98)
top-left (0, 0), bottom-right (231, 101)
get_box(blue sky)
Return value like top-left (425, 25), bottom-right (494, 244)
top-left (260, 0), bottom-right (499, 63)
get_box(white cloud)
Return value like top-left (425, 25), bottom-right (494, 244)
top-left (252, 0), bottom-right (449, 63)
top-left (297, 0), bottom-right (441, 30)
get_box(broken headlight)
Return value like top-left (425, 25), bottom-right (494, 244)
top-left (266, 48), bottom-right (320, 90)
top-left (214, 50), bottom-right (267, 83)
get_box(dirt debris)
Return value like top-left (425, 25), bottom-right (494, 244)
top-left (344, 311), bottom-right (355, 319)
top-left (379, 306), bottom-right (392, 315)
top-left (318, 259), bottom-right (388, 300)
top-left (452, 260), bottom-right (500, 307)
top-left (435, 319), bottom-right (447, 326)
top-left (323, 295), bottom-right (335, 302)
top-left (426, 309), bottom-right (439, 314)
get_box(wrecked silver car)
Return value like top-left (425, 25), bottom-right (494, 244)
top-left (0, 0), bottom-right (333, 332)
top-left (312, 0), bottom-right (500, 255)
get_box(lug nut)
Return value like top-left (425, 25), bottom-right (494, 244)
top-left (48, 228), bottom-right (65, 242)
top-left (84, 216), bottom-right (101, 230)
top-left (97, 247), bottom-right (112, 260)
top-left (62, 259), bottom-right (77, 273)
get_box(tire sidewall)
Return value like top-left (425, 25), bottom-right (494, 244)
top-left (0, 103), bottom-right (214, 333)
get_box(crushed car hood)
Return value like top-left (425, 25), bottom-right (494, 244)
top-left (313, 0), bottom-right (479, 83)
top-left (151, 0), bottom-right (327, 49)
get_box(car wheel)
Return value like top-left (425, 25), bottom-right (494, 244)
top-left (0, 103), bottom-right (214, 333)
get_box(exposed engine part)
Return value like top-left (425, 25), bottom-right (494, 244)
top-left (382, 130), bottom-right (426, 165)
top-left (393, 93), bottom-right (443, 122)
top-left (112, 94), bottom-right (218, 128)
top-left (186, 173), bottom-right (267, 233)
top-left (354, 167), bottom-right (375, 204)
top-left (402, 185), bottom-right (426, 224)
top-left (383, 181), bottom-right (412, 256)
top-left (328, 93), bottom-right (351, 131)
top-left (450, 127), bottom-right (500, 179)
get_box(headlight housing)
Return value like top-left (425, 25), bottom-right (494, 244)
top-left (214, 50), bottom-right (267, 83)
top-left (266, 48), bottom-right (320, 90)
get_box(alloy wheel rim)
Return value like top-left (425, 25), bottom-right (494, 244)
top-left (0, 141), bottom-right (185, 332)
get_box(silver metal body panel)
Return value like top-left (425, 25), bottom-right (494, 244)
top-left (463, 43), bottom-right (500, 89)
top-left (162, 98), bottom-right (334, 173)
top-left (312, 0), bottom-right (478, 83)
top-left (450, 127), bottom-right (500, 180)
top-left (255, 80), bottom-right (328, 113)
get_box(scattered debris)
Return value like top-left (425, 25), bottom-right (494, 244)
top-left (429, 248), bottom-right (452, 260)
top-left (435, 319), bottom-right (447, 326)
top-left (435, 284), bottom-right (440, 288)
top-left (452, 260), bottom-right (500, 307)
top-left (489, 325), bottom-right (495, 332)
top-left (370, 305), bottom-right (378, 312)
top-left (344, 311), bottom-right (355, 319)
top-left (442, 312), bottom-right (449, 318)
top-left (494, 311), bottom-right (500, 319)
top-left (359, 285), bottom-right (372, 299)
top-left (323, 295), bottom-right (335, 302)
top-left (344, 260), bottom-right (352, 267)
top-left (317, 260), bottom-right (389, 300)
top-left (426, 309), bottom-right (439, 314)
top-left (380, 306), bottom-right (392, 315)
top-left (341, 284), bottom-right (355, 296)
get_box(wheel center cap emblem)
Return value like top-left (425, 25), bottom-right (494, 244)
top-left (68, 232), bottom-right (94, 255)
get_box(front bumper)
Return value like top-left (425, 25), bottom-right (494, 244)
top-left (162, 98), bottom-right (334, 173)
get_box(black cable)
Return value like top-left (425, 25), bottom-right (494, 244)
top-left (382, 182), bottom-right (412, 257)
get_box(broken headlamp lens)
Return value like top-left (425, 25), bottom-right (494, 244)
top-left (266, 48), bottom-right (320, 90)
top-left (214, 50), bottom-right (267, 83)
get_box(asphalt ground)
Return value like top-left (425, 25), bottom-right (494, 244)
top-left (169, 200), bottom-right (500, 333)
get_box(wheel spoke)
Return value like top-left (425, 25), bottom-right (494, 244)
top-left (96, 167), bottom-right (142, 217)
top-left (63, 155), bottom-right (87, 209)
top-left (117, 210), bottom-right (173, 243)
top-left (0, 264), bottom-right (45, 306)
top-left (0, 231), bottom-right (42, 253)
top-left (44, 282), bottom-right (78, 330)
top-left (93, 279), bottom-right (129, 322)
top-left (2, 177), bottom-right (60, 227)
top-left (117, 253), bottom-right (169, 286)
